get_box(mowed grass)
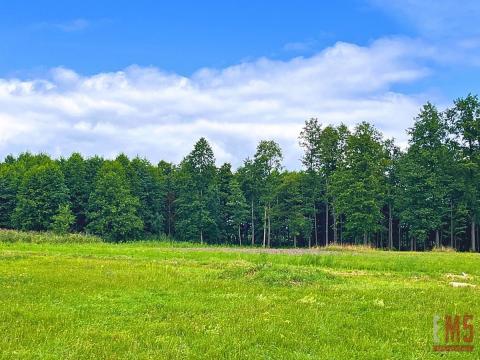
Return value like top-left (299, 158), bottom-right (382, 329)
top-left (0, 238), bottom-right (479, 359)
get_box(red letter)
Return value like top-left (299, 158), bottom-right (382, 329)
top-left (445, 315), bottom-right (460, 343)
top-left (463, 315), bottom-right (474, 343)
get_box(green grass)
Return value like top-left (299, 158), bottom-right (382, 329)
top-left (0, 234), bottom-right (479, 359)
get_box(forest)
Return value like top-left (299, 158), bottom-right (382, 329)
top-left (0, 94), bottom-right (479, 251)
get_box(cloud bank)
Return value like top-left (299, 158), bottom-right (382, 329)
top-left (0, 38), bottom-right (430, 168)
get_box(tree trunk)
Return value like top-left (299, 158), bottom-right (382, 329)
top-left (472, 215), bottom-right (476, 252)
top-left (267, 209), bottom-right (271, 248)
top-left (251, 198), bottom-right (255, 246)
top-left (410, 236), bottom-right (413, 251)
top-left (313, 203), bottom-right (317, 248)
top-left (477, 225), bottom-right (479, 252)
top-left (398, 222), bottom-right (401, 251)
top-left (263, 206), bottom-right (267, 248)
top-left (435, 230), bottom-right (440, 248)
top-left (333, 205), bottom-right (337, 244)
top-left (364, 231), bottom-right (367, 245)
top-left (200, 229), bottom-right (203, 245)
top-left (294, 234), bottom-right (297, 248)
top-left (388, 204), bottom-right (393, 250)
top-left (339, 216), bottom-right (343, 244)
top-left (167, 199), bottom-right (171, 237)
top-left (450, 201), bottom-right (454, 248)
top-left (238, 225), bottom-right (242, 246)
top-left (325, 202), bottom-right (329, 246)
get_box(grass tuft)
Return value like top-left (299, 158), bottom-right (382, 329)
top-left (431, 246), bottom-right (457, 253)
top-left (0, 229), bottom-right (102, 244)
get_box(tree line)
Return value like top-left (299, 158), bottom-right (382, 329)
top-left (0, 94), bottom-right (479, 251)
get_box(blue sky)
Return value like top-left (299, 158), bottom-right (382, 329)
top-left (0, 1), bottom-right (409, 75)
top-left (1, 0), bottom-right (480, 167)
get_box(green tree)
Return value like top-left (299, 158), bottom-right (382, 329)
top-left (331, 122), bottom-right (387, 244)
top-left (217, 163), bottom-right (235, 241)
top-left (274, 172), bottom-right (311, 247)
top-left (317, 124), bottom-right (349, 245)
top-left (253, 140), bottom-right (283, 247)
top-left (128, 157), bottom-right (165, 236)
top-left (175, 138), bottom-right (219, 244)
top-left (397, 103), bottom-right (453, 249)
top-left (226, 178), bottom-right (249, 245)
top-left (237, 158), bottom-right (259, 245)
top-left (0, 163), bottom-right (20, 228)
top-left (86, 162), bottom-right (143, 241)
top-left (299, 118), bottom-right (323, 246)
top-left (51, 204), bottom-right (75, 234)
top-left (61, 153), bottom-right (88, 231)
top-left (12, 162), bottom-right (69, 231)
top-left (158, 161), bottom-right (177, 237)
top-left (447, 94), bottom-right (480, 251)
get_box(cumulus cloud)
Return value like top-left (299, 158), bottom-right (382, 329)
top-left (0, 38), bottom-right (431, 168)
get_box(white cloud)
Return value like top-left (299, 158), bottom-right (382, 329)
top-left (371, 1), bottom-right (480, 66)
top-left (0, 38), bottom-right (431, 168)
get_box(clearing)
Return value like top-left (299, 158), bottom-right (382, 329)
top-left (0, 240), bottom-right (478, 359)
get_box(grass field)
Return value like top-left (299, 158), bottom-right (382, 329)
top-left (0, 234), bottom-right (479, 359)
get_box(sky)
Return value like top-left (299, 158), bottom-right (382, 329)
top-left (1, 0), bottom-right (480, 168)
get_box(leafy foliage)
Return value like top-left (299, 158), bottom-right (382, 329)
top-left (86, 162), bottom-right (143, 241)
top-left (1, 95), bottom-right (480, 250)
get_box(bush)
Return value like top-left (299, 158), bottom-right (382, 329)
top-left (51, 204), bottom-right (75, 234)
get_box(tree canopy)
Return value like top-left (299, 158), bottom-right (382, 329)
top-left (1, 95), bottom-right (479, 251)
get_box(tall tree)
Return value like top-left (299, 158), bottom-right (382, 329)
top-left (12, 162), bottom-right (69, 231)
top-left (384, 139), bottom-right (401, 249)
top-left (158, 160), bottom-right (177, 237)
top-left (175, 138), bottom-right (219, 244)
top-left (447, 94), bottom-right (480, 251)
top-left (0, 163), bottom-right (20, 228)
top-left (129, 157), bottom-right (165, 236)
top-left (397, 103), bottom-right (453, 249)
top-left (237, 158), bottom-right (259, 245)
top-left (61, 153), bottom-right (88, 231)
top-left (253, 140), bottom-right (283, 247)
top-left (217, 163), bottom-right (235, 241)
top-left (317, 124), bottom-right (349, 245)
top-left (274, 172), bottom-right (311, 247)
top-left (86, 161), bottom-right (143, 241)
top-left (226, 178), bottom-right (249, 245)
top-left (299, 118), bottom-right (323, 246)
top-left (331, 122), bottom-right (386, 244)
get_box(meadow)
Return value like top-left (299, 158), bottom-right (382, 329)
top-left (0, 231), bottom-right (478, 359)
